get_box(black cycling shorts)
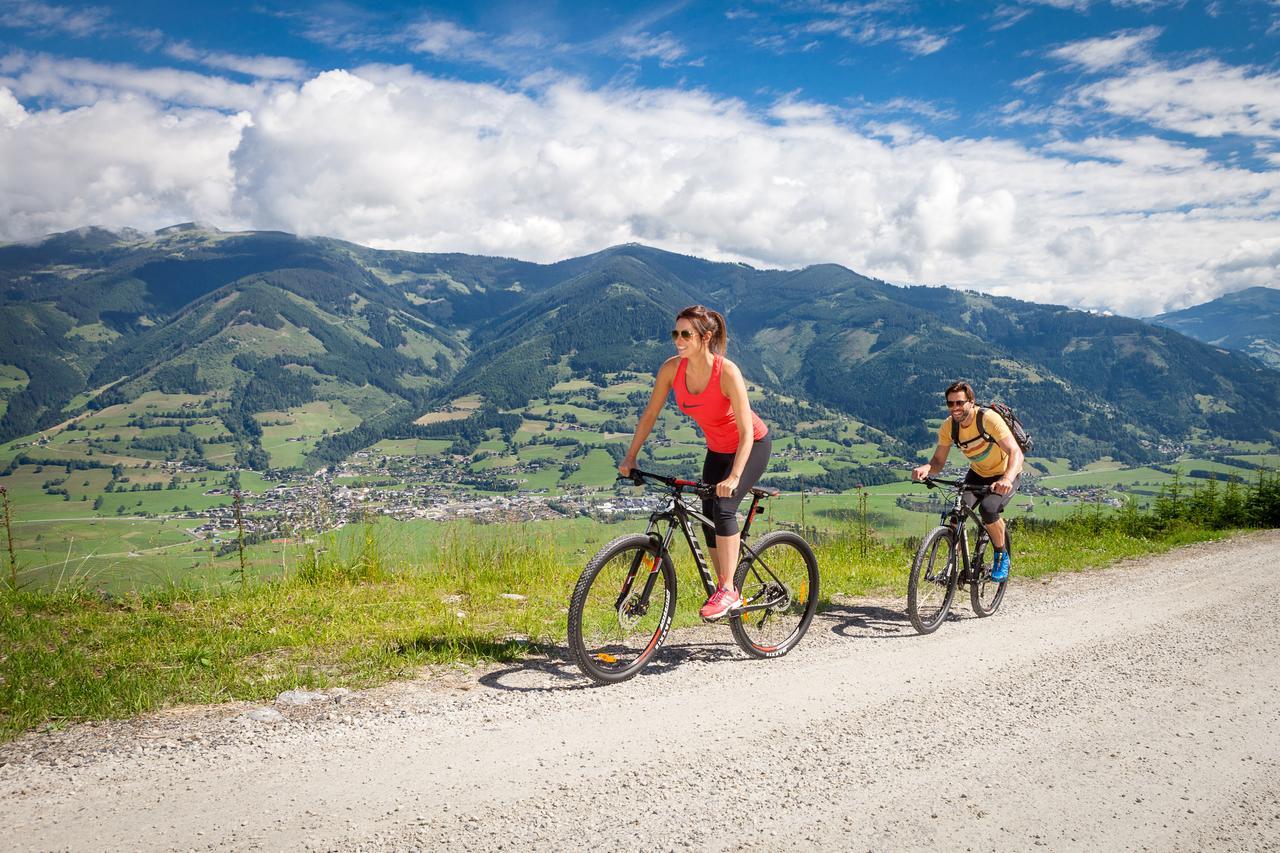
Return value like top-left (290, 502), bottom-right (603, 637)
top-left (962, 469), bottom-right (1021, 525)
top-left (700, 436), bottom-right (772, 546)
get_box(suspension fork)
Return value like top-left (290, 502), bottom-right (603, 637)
top-left (941, 503), bottom-right (967, 582)
top-left (614, 511), bottom-right (680, 612)
top-left (955, 506), bottom-right (983, 581)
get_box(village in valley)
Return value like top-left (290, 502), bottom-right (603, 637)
top-left (2, 375), bottom-right (1272, 591)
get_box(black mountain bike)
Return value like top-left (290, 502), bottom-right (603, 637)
top-left (906, 476), bottom-right (1010, 634)
top-left (567, 468), bottom-right (820, 685)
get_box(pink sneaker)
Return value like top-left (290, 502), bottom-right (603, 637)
top-left (700, 587), bottom-right (742, 621)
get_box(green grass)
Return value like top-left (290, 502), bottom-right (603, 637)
top-left (368, 438), bottom-right (454, 457)
top-left (257, 401), bottom-right (360, 469)
top-left (565, 448), bottom-right (618, 486)
top-left (1234, 454), bottom-right (1280, 468)
top-left (516, 467), bottom-right (565, 491)
top-left (0, 522), bottom-right (585, 740)
top-left (1168, 458), bottom-right (1255, 477)
top-left (0, 510), bottom-right (1244, 742)
top-left (0, 364), bottom-right (28, 391)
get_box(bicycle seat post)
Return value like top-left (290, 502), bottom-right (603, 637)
top-left (741, 491), bottom-right (761, 538)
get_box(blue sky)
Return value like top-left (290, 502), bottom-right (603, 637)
top-left (1, 1), bottom-right (1278, 315)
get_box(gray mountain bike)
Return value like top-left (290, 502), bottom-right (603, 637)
top-left (567, 468), bottom-right (820, 685)
top-left (906, 476), bottom-right (1010, 634)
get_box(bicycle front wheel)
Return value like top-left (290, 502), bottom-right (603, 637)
top-left (730, 531), bottom-right (820, 658)
top-left (970, 526), bottom-right (1009, 617)
top-left (907, 526), bottom-right (958, 634)
top-left (567, 534), bottom-right (677, 685)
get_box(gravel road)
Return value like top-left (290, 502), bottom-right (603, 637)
top-left (3, 530), bottom-right (1279, 852)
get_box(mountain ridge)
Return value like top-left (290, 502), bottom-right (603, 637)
top-left (2, 224), bottom-right (1276, 469)
top-left (1148, 286), bottom-right (1280, 370)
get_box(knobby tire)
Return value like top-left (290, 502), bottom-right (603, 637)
top-left (729, 530), bottom-right (820, 658)
top-left (567, 534), bottom-right (677, 685)
top-left (907, 526), bottom-right (958, 634)
top-left (970, 526), bottom-right (1009, 617)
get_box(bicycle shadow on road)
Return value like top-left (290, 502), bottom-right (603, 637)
top-left (815, 602), bottom-right (962, 639)
top-left (477, 637), bottom-right (751, 693)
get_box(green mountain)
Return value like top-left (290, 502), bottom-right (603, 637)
top-left (1147, 286), bottom-right (1280, 370)
top-left (2, 225), bottom-right (1277, 470)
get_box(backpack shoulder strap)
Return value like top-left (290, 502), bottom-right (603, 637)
top-left (952, 407), bottom-right (990, 448)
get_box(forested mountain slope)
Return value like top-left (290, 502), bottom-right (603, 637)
top-left (2, 225), bottom-right (1276, 468)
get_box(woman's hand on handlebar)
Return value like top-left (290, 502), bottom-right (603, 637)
top-left (716, 473), bottom-right (740, 498)
top-left (618, 456), bottom-right (636, 477)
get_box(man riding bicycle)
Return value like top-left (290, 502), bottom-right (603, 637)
top-left (911, 381), bottom-right (1024, 582)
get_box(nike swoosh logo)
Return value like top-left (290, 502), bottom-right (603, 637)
top-left (683, 403), bottom-right (704, 408)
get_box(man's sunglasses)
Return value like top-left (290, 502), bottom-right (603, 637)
top-left (671, 329), bottom-right (697, 341)
top-left (945, 399), bottom-right (969, 408)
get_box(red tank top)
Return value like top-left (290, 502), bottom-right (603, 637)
top-left (673, 355), bottom-right (768, 454)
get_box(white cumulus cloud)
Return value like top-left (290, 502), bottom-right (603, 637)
top-left (1075, 59), bottom-right (1280, 139)
top-left (0, 52), bottom-right (277, 110)
top-left (1, 61), bottom-right (1278, 317)
top-left (0, 0), bottom-right (111, 38)
top-left (1048, 27), bottom-right (1161, 71)
top-left (163, 42), bottom-right (308, 81)
top-left (0, 89), bottom-right (248, 239)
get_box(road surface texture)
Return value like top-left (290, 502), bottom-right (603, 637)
top-left (3, 530), bottom-right (1278, 851)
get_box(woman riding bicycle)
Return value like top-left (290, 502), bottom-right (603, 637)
top-left (618, 305), bottom-right (771, 621)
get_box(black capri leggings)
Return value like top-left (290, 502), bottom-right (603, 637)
top-left (962, 469), bottom-right (1021, 525)
top-left (700, 436), bottom-right (772, 546)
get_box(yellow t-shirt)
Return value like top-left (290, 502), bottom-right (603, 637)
top-left (937, 409), bottom-right (1013, 479)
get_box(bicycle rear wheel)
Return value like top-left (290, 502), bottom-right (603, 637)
top-left (907, 526), bottom-right (958, 634)
top-left (567, 534), bottom-right (677, 685)
top-left (970, 525), bottom-right (1009, 617)
top-left (730, 531), bottom-right (820, 658)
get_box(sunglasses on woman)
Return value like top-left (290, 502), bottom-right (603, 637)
top-left (671, 329), bottom-right (697, 341)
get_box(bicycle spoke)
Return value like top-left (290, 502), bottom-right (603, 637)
top-left (568, 536), bottom-right (675, 684)
top-left (970, 524), bottom-right (1008, 617)
top-left (908, 527), bottom-right (957, 634)
top-left (730, 531), bottom-right (819, 658)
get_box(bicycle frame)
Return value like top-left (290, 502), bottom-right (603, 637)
top-left (925, 477), bottom-right (992, 583)
top-left (621, 470), bottom-right (777, 616)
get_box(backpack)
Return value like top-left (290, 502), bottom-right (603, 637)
top-left (952, 402), bottom-right (1034, 454)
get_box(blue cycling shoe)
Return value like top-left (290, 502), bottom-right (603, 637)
top-left (990, 549), bottom-right (1010, 582)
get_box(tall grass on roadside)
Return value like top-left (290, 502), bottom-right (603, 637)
top-left (2, 469), bottom-right (1277, 743)
top-left (1, 485), bottom-right (15, 591)
top-left (0, 521), bottom-right (581, 742)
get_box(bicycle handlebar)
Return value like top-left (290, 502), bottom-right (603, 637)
top-left (618, 468), bottom-right (716, 499)
top-left (920, 476), bottom-right (993, 495)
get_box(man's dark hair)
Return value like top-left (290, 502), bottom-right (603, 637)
top-left (944, 381), bottom-right (975, 402)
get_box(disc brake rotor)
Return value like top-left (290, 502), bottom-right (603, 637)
top-left (616, 592), bottom-right (648, 631)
